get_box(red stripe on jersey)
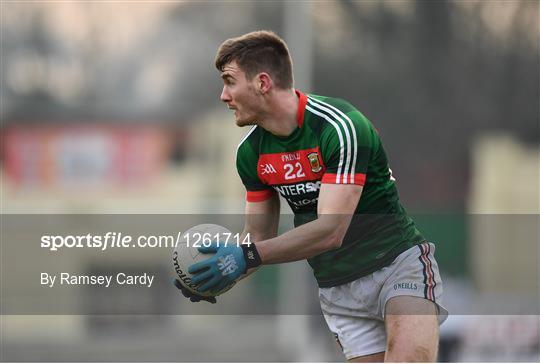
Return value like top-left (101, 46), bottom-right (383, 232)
top-left (321, 173), bottom-right (366, 186)
top-left (246, 189), bottom-right (275, 202)
top-left (295, 90), bottom-right (307, 128)
top-left (258, 147), bottom-right (325, 185)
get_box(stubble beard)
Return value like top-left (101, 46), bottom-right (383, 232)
top-left (234, 107), bottom-right (260, 127)
top-left (234, 87), bottom-right (263, 127)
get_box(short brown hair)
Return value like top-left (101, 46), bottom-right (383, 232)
top-left (215, 30), bottom-right (293, 89)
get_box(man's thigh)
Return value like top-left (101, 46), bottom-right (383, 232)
top-left (384, 296), bottom-right (439, 362)
top-left (321, 312), bottom-right (388, 361)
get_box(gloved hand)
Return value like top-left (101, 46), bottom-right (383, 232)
top-left (173, 278), bottom-right (217, 304)
top-left (188, 242), bottom-right (261, 293)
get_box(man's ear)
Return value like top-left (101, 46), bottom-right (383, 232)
top-left (257, 73), bottom-right (272, 94)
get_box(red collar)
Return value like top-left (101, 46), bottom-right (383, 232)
top-left (295, 89), bottom-right (307, 128)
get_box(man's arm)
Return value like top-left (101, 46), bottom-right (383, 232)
top-left (238, 193), bottom-right (280, 278)
top-left (255, 183), bottom-right (362, 264)
top-left (187, 186), bottom-right (361, 292)
top-left (242, 193), bottom-right (280, 242)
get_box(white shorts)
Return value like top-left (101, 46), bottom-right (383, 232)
top-left (319, 242), bottom-right (448, 359)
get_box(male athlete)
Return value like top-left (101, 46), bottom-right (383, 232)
top-left (174, 30), bottom-right (447, 362)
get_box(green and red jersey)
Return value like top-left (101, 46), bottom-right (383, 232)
top-left (236, 91), bottom-right (425, 287)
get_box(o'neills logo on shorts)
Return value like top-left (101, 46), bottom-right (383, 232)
top-left (393, 282), bottom-right (418, 291)
top-left (172, 251), bottom-right (198, 289)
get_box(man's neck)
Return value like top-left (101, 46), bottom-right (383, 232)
top-left (258, 88), bottom-right (299, 137)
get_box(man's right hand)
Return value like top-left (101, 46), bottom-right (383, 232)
top-left (173, 278), bottom-right (217, 304)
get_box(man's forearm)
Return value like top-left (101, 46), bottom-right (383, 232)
top-left (255, 214), bottom-right (351, 264)
top-left (237, 227), bottom-right (273, 279)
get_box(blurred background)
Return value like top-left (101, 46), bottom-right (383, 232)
top-left (1, 0), bottom-right (539, 362)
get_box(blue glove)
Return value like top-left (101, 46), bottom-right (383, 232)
top-left (188, 242), bottom-right (261, 293)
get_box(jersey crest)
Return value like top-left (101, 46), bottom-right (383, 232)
top-left (307, 152), bottom-right (322, 173)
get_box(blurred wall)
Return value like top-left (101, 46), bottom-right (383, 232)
top-left (469, 135), bottom-right (539, 293)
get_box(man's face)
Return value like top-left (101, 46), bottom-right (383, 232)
top-left (220, 61), bottom-right (262, 126)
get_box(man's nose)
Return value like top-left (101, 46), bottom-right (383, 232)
top-left (220, 87), bottom-right (231, 103)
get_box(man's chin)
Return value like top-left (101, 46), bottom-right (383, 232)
top-left (235, 118), bottom-right (256, 127)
